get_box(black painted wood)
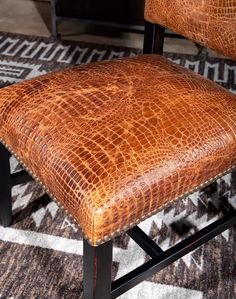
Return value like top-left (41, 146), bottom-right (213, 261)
top-left (0, 143), bottom-right (12, 227)
top-left (11, 170), bottom-right (32, 186)
top-left (82, 209), bottom-right (236, 299)
top-left (143, 21), bottom-right (165, 55)
top-left (51, 0), bottom-right (59, 38)
top-left (127, 226), bottom-right (163, 258)
top-left (83, 239), bottom-right (113, 299)
top-left (111, 210), bottom-right (236, 298)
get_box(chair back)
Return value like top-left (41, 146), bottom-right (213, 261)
top-left (145, 0), bottom-right (236, 60)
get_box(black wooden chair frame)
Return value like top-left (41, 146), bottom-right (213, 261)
top-left (50, 0), bottom-right (145, 39)
top-left (0, 22), bottom-right (236, 299)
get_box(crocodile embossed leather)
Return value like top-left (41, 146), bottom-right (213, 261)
top-left (145, 0), bottom-right (236, 60)
top-left (1, 55), bottom-right (236, 245)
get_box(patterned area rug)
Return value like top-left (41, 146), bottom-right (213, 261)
top-left (0, 32), bottom-right (235, 299)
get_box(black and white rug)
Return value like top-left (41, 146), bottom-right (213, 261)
top-left (0, 32), bottom-right (235, 299)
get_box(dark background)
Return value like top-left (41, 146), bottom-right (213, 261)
top-left (56, 0), bottom-right (145, 25)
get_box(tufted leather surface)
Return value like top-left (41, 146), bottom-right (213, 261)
top-left (1, 55), bottom-right (236, 245)
top-left (145, 0), bottom-right (236, 60)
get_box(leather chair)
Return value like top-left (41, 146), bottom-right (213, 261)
top-left (0, 1), bottom-right (236, 298)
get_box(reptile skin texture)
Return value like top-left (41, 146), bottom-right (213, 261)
top-left (1, 55), bottom-right (236, 246)
top-left (145, 0), bottom-right (236, 60)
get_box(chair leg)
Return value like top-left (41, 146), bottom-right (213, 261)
top-left (143, 21), bottom-right (165, 55)
top-left (83, 238), bottom-right (113, 299)
top-left (51, 0), bottom-right (59, 39)
top-left (0, 143), bottom-right (12, 227)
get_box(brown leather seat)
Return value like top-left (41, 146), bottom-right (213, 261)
top-left (0, 54), bottom-right (236, 246)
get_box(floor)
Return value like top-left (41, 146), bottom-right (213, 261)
top-left (0, 0), bottom-right (225, 57)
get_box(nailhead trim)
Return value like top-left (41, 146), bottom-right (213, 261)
top-left (1, 138), bottom-right (235, 247)
top-left (92, 165), bottom-right (236, 246)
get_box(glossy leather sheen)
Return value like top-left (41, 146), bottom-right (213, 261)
top-left (1, 55), bottom-right (236, 246)
top-left (145, 0), bottom-right (236, 60)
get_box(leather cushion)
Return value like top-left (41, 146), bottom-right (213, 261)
top-left (0, 55), bottom-right (236, 246)
top-left (145, 0), bottom-right (236, 60)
